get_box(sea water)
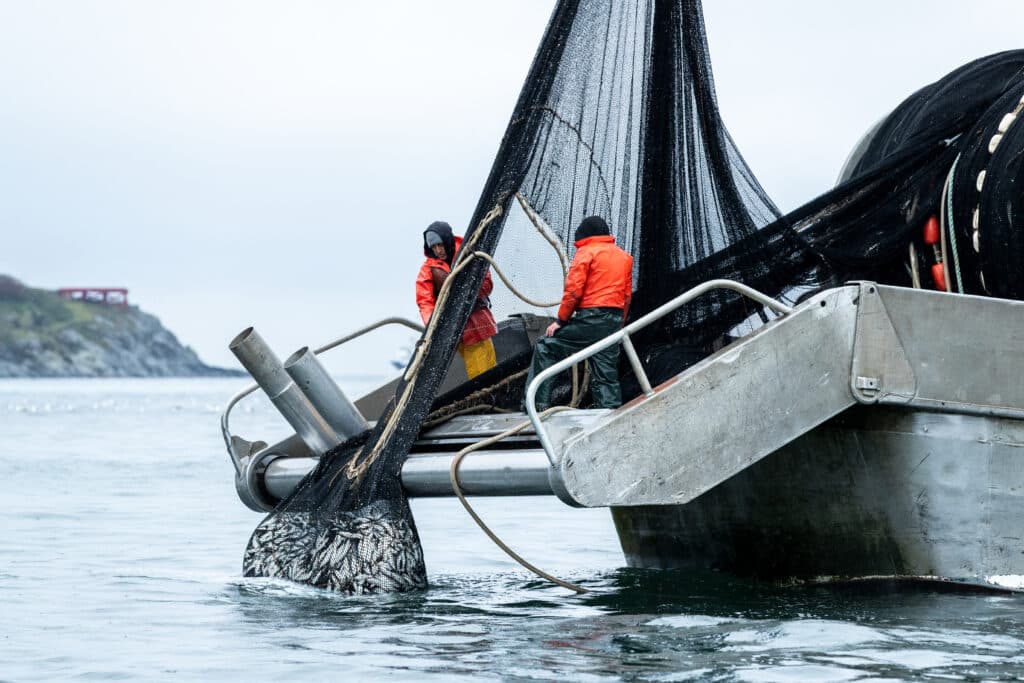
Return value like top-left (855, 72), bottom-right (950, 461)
top-left (2, 378), bottom-right (1023, 681)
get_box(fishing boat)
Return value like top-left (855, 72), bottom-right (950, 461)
top-left (219, 1), bottom-right (1024, 593)
top-left (220, 276), bottom-right (1024, 591)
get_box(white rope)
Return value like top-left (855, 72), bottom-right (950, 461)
top-left (449, 406), bottom-right (588, 594)
top-left (509, 193), bottom-right (588, 406)
top-left (942, 154), bottom-right (965, 294)
top-left (938, 160), bottom-right (953, 292)
top-left (908, 242), bottom-right (921, 289)
top-left (471, 251), bottom-right (561, 308)
top-left (515, 191), bottom-right (570, 278)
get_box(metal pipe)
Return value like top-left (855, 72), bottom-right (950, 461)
top-left (229, 327), bottom-right (339, 454)
top-left (220, 318), bottom-right (424, 468)
top-left (220, 383), bottom-right (259, 470)
top-left (284, 346), bottom-right (369, 439)
top-left (262, 449), bottom-right (554, 501)
top-left (404, 449), bottom-right (553, 497)
top-left (312, 316), bottom-right (424, 355)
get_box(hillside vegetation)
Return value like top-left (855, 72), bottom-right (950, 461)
top-left (0, 275), bottom-right (239, 378)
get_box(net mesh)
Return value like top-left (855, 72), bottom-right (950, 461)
top-left (243, 0), bottom-right (1024, 593)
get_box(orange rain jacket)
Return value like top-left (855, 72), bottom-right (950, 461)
top-left (416, 236), bottom-right (498, 347)
top-left (557, 235), bottom-right (634, 323)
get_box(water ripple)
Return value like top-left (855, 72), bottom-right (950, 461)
top-left (3, 379), bottom-right (1024, 681)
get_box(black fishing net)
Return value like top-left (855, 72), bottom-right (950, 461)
top-left (244, 0), bottom-right (1024, 593)
top-left (839, 49), bottom-right (1024, 298)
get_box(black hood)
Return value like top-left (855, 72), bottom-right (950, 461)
top-left (574, 215), bottom-right (610, 242)
top-left (423, 221), bottom-right (456, 264)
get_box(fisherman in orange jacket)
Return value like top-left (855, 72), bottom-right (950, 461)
top-left (526, 215), bottom-right (633, 409)
top-left (416, 221), bottom-right (498, 379)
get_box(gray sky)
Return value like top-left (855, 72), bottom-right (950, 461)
top-left (2, 1), bottom-right (1021, 375)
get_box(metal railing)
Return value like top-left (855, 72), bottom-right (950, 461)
top-left (220, 316), bottom-right (425, 466)
top-left (524, 279), bottom-right (794, 464)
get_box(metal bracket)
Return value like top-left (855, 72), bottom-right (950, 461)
top-left (850, 282), bottom-right (917, 404)
top-left (855, 376), bottom-right (880, 393)
top-left (236, 450), bottom-right (279, 512)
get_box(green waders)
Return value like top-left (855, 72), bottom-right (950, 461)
top-left (527, 307), bottom-right (624, 409)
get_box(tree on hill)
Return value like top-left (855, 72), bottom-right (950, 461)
top-left (0, 275), bottom-right (25, 300)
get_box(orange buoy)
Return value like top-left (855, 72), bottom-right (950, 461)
top-left (923, 215), bottom-right (940, 245)
top-left (931, 263), bottom-right (947, 291)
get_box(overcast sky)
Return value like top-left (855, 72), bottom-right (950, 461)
top-left (2, 1), bottom-right (1021, 376)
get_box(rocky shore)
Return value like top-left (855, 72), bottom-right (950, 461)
top-left (0, 276), bottom-right (241, 378)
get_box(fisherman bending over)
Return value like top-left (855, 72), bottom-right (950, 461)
top-left (526, 216), bottom-right (634, 410)
top-left (416, 221), bottom-right (498, 379)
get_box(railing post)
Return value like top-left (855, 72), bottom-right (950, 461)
top-left (621, 333), bottom-right (653, 397)
top-left (524, 376), bottom-right (559, 466)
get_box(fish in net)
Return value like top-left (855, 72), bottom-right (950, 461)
top-left (243, 0), bottom-right (1024, 594)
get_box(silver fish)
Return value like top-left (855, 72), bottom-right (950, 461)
top-left (243, 501), bottom-right (427, 595)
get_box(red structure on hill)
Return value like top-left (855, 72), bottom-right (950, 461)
top-left (57, 287), bottom-right (129, 307)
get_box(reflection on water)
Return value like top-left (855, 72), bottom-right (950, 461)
top-left (2, 379), bottom-right (1023, 681)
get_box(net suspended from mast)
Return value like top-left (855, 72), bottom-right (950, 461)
top-left (243, 0), bottom-right (1024, 593)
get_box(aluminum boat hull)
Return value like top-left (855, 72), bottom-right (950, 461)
top-left (612, 406), bottom-right (1024, 590)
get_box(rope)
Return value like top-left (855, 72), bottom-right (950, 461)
top-left (423, 367), bottom-right (531, 427)
top-left (467, 193), bottom-right (568, 309)
top-left (471, 251), bottom-right (561, 308)
top-left (942, 154), bottom-right (965, 294)
top-left (469, 248), bottom-right (588, 405)
top-left (347, 191), bottom-right (592, 588)
top-left (344, 194), bottom-right (571, 480)
top-left (473, 192), bottom-right (586, 404)
top-left (415, 194), bottom-right (592, 592)
top-left (908, 242), bottom-right (921, 289)
top-left (418, 192), bottom-right (586, 430)
top-left (449, 406), bottom-right (589, 594)
top-left (343, 202), bottom-right (504, 481)
top-left (570, 363), bottom-right (590, 408)
top-left (467, 249), bottom-right (590, 407)
top-left (421, 404), bottom-right (496, 429)
top-left (515, 192), bottom-right (570, 277)
top-left (479, 192), bottom-right (591, 405)
top-left (938, 158), bottom-right (953, 292)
